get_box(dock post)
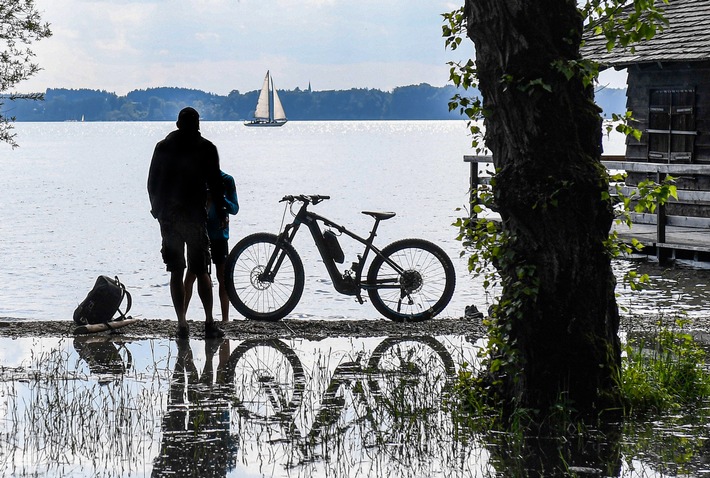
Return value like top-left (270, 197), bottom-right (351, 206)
top-left (470, 160), bottom-right (479, 219)
top-left (656, 171), bottom-right (667, 243)
top-left (655, 170), bottom-right (670, 263)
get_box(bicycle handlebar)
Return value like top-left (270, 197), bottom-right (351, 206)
top-left (280, 194), bottom-right (331, 205)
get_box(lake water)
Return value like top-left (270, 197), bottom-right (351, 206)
top-left (1, 120), bottom-right (708, 322)
top-left (2, 121), bottom-right (710, 477)
top-left (0, 120), bottom-right (480, 322)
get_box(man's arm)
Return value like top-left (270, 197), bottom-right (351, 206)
top-left (147, 143), bottom-right (163, 219)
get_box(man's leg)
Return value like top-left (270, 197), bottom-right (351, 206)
top-left (170, 269), bottom-right (189, 336)
top-left (186, 222), bottom-right (222, 338)
top-left (159, 219), bottom-right (189, 337)
top-left (197, 272), bottom-right (224, 338)
top-left (184, 270), bottom-right (196, 312)
top-left (196, 271), bottom-right (215, 323)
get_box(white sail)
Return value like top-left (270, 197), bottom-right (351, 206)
top-left (272, 82), bottom-right (287, 121)
top-left (253, 71), bottom-right (271, 120)
top-left (245, 70), bottom-right (288, 126)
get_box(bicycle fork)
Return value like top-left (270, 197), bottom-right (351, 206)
top-left (260, 224), bottom-right (300, 283)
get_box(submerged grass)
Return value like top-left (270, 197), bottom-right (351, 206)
top-left (0, 339), bottom-right (169, 478)
top-left (621, 318), bottom-right (710, 414)
top-left (451, 317), bottom-right (710, 476)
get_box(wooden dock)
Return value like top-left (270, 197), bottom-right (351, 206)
top-left (464, 155), bottom-right (710, 267)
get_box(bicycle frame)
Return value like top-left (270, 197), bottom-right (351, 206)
top-left (262, 198), bottom-right (405, 300)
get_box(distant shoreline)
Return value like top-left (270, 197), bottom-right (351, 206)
top-left (3, 85), bottom-right (628, 123)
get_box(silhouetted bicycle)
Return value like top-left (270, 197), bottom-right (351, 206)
top-left (225, 195), bottom-right (456, 322)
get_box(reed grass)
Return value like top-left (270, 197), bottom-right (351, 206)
top-left (0, 339), bottom-right (168, 477)
top-left (621, 318), bottom-right (710, 414)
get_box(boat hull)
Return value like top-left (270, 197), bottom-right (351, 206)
top-left (243, 120), bottom-right (288, 127)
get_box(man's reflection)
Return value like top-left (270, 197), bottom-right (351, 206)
top-left (152, 339), bottom-right (235, 478)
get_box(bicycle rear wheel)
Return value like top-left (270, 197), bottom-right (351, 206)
top-left (366, 238), bottom-right (455, 322)
top-left (225, 232), bottom-right (305, 321)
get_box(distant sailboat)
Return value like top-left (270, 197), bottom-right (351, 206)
top-left (244, 70), bottom-right (288, 127)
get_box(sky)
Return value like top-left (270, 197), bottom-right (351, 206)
top-left (19, 0), bottom-right (627, 96)
top-left (18, 0), bottom-right (471, 95)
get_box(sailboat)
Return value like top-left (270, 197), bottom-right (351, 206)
top-left (244, 70), bottom-right (288, 127)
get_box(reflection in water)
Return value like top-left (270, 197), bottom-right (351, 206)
top-left (220, 336), bottom-right (460, 475)
top-left (128, 335), bottom-right (462, 477)
top-left (152, 339), bottom-right (235, 477)
top-left (0, 339), bottom-right (165, 477)
top-left (73, 335), bottom-right (132, 377)
top-left (614, 261), bottom-right (710, 320)
top-left (474, 422), bottom-right (623, 477)
top-left (1, 335), bottom-right (708, 476)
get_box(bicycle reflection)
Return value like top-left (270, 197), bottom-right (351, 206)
top-left (222, 336), bottom-right (456, 465)
top-left (147, 336), bottom-right (456, 476)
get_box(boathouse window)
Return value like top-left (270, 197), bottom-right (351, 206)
top-left (647, 88), bottom-right (697, 162)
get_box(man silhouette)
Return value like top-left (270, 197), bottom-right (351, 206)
top-left (147, 107), bottom-right (226, 338)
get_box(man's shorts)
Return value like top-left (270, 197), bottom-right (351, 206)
top-left (210, 238), bottom-right (229, 265)
top-left (159, 219), bottom-right (211, 274)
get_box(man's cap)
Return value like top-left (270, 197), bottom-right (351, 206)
top-left (177, 107), bottom-right (200, 131)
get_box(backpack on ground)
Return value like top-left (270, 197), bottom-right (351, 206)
top-left (73, 275), bottom-right (132, 325)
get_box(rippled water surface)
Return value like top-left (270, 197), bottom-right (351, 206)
top-left (1, 120), bottom-right (708, 323)
top-left (2, 122), bottom-right (710, 477)
top-left (1, 121), bottom-right (480, 321)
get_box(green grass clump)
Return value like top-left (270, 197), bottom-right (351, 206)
top-left (621, 319), bottom-right (710, 414)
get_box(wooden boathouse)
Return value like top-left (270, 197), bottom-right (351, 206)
top-left (467, 0), bottom-right (710, 267)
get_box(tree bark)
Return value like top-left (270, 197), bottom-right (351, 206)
top-left (465, 0), bottom-right (621, 414)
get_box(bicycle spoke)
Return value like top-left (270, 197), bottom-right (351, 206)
top-left (226, 233), bottom-right (305, 320)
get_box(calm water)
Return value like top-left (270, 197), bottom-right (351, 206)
top-left (0, 121), bottom-right (479, 322)
top-left (2, 122), bottom-right (710, 477)
top-left (0, 120), bottom-right (708, 322)
top-left (0, 335), bottom-right (483, 478)
top-left (2, 334), bottom-right (708, 477)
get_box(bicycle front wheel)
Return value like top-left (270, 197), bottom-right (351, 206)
top-left (225, 232), bottom-right (305, 321)
top-left (223, 339), bottom-right (305, 421)
top-left (366, 239), bottom-right (455, 322)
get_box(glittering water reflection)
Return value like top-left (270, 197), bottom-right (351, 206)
top-left (0, 335), bottom-right (480, 477)
top-left (1, 333), bottom-right (709, 477)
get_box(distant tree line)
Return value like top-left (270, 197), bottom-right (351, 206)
top-left (4, 83), bottom-right (626, 122)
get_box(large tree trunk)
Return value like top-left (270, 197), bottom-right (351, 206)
top-left (465, 0), bottom-right (621, 414)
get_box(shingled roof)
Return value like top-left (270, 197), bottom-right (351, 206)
top-left (582, 0), bottom-right (710, 67)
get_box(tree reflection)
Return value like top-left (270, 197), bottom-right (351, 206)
top-left (467, 423), bottom-right (623, 477)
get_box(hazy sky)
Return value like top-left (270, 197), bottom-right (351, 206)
top-left (20, 1), bottom-right (626, 96)
top-left (18, 1), bottom-right (471, 95)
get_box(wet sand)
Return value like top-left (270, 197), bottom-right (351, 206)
top-left (1, 312), bottom-right (705, 341)
top-left (0, 316), bottom-right (488, 340)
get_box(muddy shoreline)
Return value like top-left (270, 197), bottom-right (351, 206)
top-left (0, 313), bottom-right (702, 340)
top-left (0, 316), bottom-right (488, 340)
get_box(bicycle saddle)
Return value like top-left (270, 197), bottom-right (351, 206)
top-left (362, 211), bottom-right (396, 220)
